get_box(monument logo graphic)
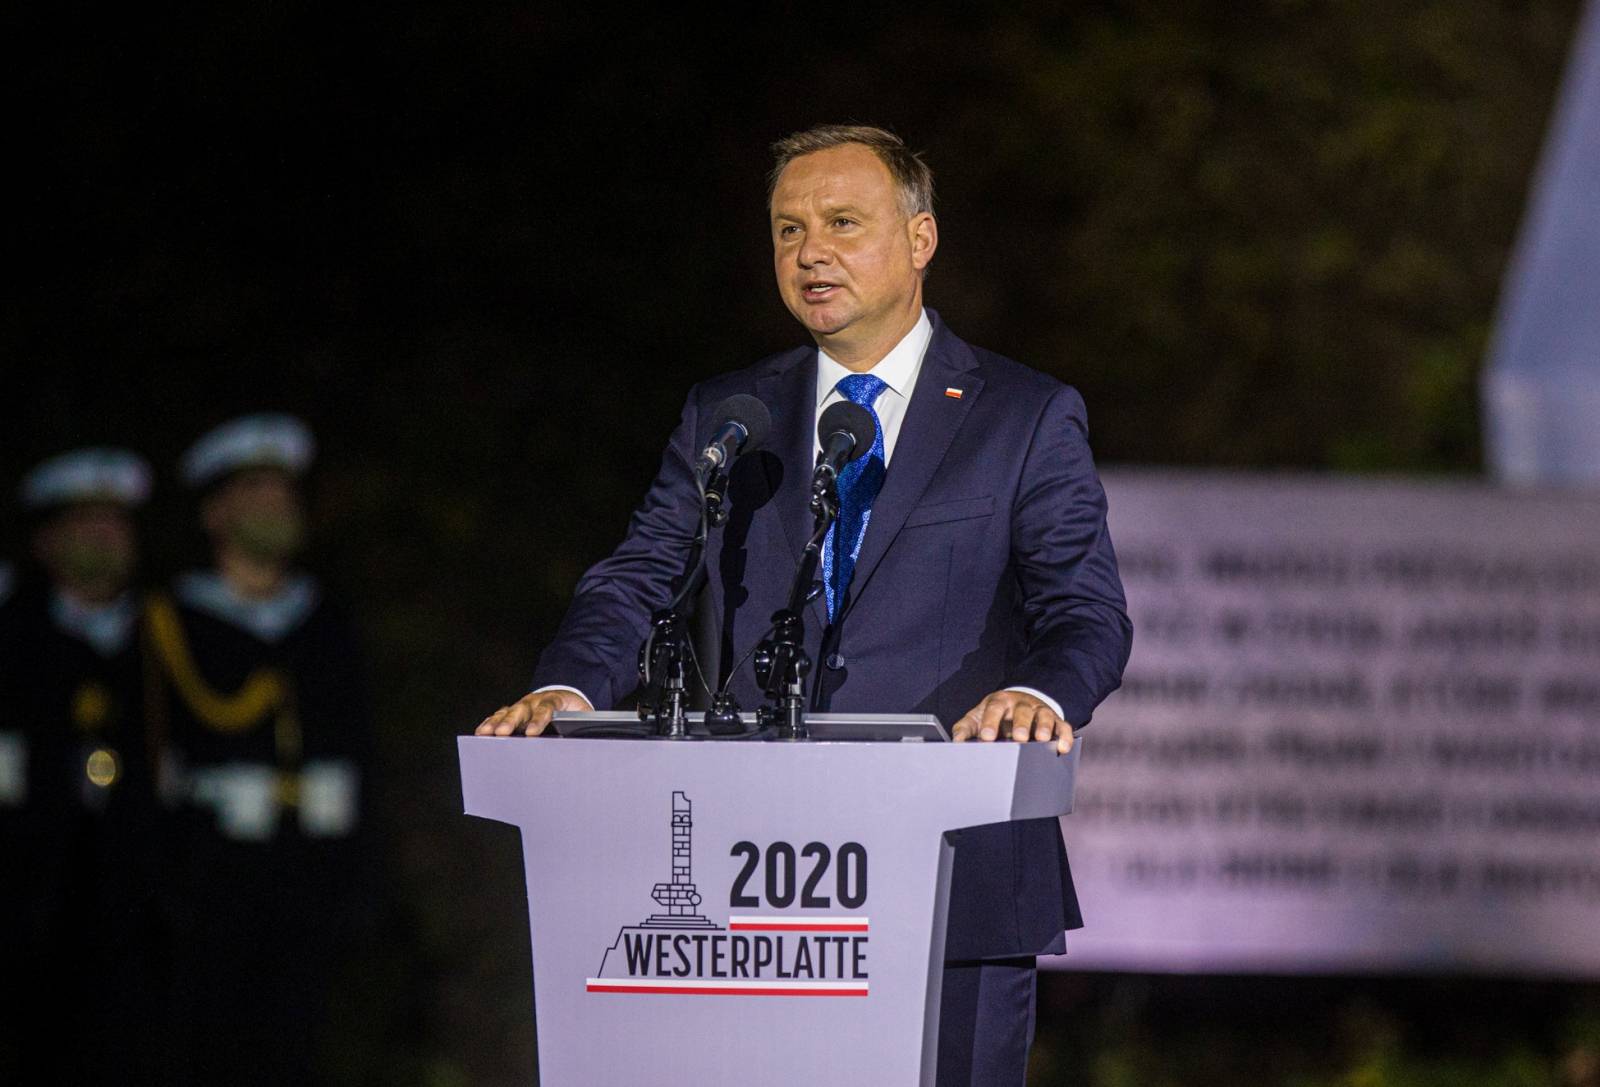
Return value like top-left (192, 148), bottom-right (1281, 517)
top-left (586, 792), bottom-right (870, 996)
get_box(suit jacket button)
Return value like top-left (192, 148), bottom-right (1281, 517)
top-left (826, 653), bottom-right (846, 671)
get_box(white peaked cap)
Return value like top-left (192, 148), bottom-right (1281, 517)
top-left (21, 447), bottom-right (153, 510)
top-left (181, 413), bottom-right (315, 489)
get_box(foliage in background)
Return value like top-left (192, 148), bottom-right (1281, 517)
top-left (908, 1), bottom-right (1576, 471)
top-left (4, 1), bottom-right (1590, 1082)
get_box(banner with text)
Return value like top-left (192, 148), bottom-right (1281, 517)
top-left (1054, 470), bottom-right (1600, 976)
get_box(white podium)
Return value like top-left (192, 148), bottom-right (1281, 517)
top-left (459, 720), bottom-right (1077, 1086)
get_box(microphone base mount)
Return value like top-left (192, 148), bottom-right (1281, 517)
top-left (753, 608), bottom-right (812, 741)
top-left (638, 608), bottom-right (692, 740)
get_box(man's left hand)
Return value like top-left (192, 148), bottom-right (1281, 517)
top-left (951, 690), bottom-right (1075, 754)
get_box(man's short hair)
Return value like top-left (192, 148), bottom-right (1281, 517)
top-left (768, 124), bottom-right (935, 219)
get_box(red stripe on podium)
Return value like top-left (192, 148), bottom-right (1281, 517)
top-left (586, 984), bottom-right (868, 997)
top-left (726, 923), bottom-right (870, 932)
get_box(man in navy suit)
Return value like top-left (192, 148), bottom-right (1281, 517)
top-left (480, 125), bottom-right (1132, 1085)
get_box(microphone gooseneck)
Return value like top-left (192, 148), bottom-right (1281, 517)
top-left (640, 395), bottom-right (770, 739)
top-left (750, 400), bottom-right (882, 741)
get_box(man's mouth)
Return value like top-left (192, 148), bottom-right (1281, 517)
top-left (803, 282), bottom-right (840, 300)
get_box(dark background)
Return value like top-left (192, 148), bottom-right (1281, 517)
top-left (7, 3), bottom-right (1598, 1083)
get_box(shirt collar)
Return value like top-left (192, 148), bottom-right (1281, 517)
top-left (817, 308), bottom-right (932, 400)
top-left (175, 569), bottom-right (320, 643)
top-left (50, 589), bottom-right (138, 657)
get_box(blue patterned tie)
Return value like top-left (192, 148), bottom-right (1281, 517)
top-left (822, 374), bottom-right (888, 621)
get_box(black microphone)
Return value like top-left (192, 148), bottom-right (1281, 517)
top-left (694, 395), bottom-right (772, 480)
top-left (812, 400), bottom-right (877, 499)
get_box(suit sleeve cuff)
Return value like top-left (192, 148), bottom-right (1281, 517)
top-left (1004, 687), bottom-right (1068, 724)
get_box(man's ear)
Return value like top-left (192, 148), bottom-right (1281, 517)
top-left (908, 212), bottom-right (938, 271)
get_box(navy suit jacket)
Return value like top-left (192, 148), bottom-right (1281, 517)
top-left (534, 309), bottom-right (1133, 958)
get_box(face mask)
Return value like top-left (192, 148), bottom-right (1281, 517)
top-left (229, 509), bottom-right (305, 562)
top-left (55, 540), bottom-right (134, 592)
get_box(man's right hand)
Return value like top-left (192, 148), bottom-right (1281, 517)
top-left (475, 688), bottom-right (595, 737)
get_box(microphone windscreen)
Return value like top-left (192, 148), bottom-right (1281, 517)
top-left (817, 401), bottom-right (877, 465)
top-left (714, 394), bottom-right (772, 453)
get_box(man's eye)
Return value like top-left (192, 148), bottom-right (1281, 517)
top-left (833, 218), bottom-right (855, 228)
top-left (778, 224), bottom-right (800, 237)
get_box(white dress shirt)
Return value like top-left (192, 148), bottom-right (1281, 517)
top-left (814, 308), bottom-right (933, 465)
top-left (539, 307), bottom-right (1068, 724)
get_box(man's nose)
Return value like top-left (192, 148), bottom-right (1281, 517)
top-left (797, 232), bottom-right (832, 267)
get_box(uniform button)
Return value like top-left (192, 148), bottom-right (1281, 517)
top-left (826, 653), bottom-right (846, 670)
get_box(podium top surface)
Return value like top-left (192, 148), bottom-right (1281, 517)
top-left (459, 728), bottom-right (1078, 827)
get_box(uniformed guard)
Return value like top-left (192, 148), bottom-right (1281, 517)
top-left (0, 560), bottom-right (21, 809)
top-left (0, 555), bottom-right (25, 1086)
top-left (2, 447), bottom-right (166, 1085)
top-left (149, 414), bottom-right (371, 1086)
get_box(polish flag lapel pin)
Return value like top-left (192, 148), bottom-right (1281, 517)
top-left (944, 387), bottom-right (964, 399)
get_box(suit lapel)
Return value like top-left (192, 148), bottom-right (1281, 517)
top-left (841, 316), bottom-right (982, 621)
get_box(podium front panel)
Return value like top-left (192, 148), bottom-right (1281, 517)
top-left (459, 736), bottom-right (1076, 1086)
